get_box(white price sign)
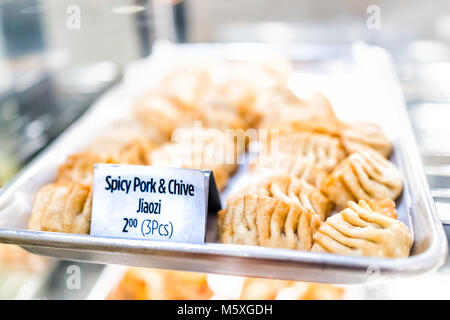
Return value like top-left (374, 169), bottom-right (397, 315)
top-left (90, 164), bottom-right (218, 244)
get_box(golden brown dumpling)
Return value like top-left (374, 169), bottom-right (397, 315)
top-left (150, 128), bottom-right (239, 190)
top-left (91, 137), bottom-right (155, 166)
top-left (341, 121), bottom-right (393, 158)
top-left (197, 89), bottom-right (249, 131)
top-left (251, 153), bottom-right (327, 188)
top-left (134, 91), bottom-right (196, 140)
top-left (274, 118), bottom-right (392, 158)
top-left (88, 118), bottom-right (159, 164)
top-left (311, 200), bottom-right (411, 258)
top-left (257, 91), bottom-right (337, 128)
top-left (29, 182), bottom-right (92, 234)
top-left (157, 65), bottom-right (211, 111)
top-left (250, 175), bottom-right (332, 221)
top-left (56, 152), bottom-right (116, 186)
top-left (222, 59), bottom-right (293, 127)
top-left (320, 148), bottom-right (403, 208)
top-left (262, 131), bottom-right (346, 172)
top-left (218, 194), bottom-right (305, 249)
top-left (151, 143), bottom-right (234, 191)
top-left (219, 175), bottom-right (332, 250)
top-left (252, 175), bottom-right (332, 249)
top-left (116, 138), bottom-right (158, 165)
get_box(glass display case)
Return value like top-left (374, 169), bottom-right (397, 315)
top-left (1, 0), bottom-right (450, 300)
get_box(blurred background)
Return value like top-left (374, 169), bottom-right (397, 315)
top-left (0, 0), bottom-right (450, 299)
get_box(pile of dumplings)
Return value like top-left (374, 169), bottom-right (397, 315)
top-left (28, 54), bottom-right (411, 258)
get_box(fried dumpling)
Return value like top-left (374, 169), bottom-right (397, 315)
top-left (134, 91), bottom-right (197, 140)
top-left (273, 118), bottom-right (392, 158)
top-left (311, 200), bottom-right (411, 258)
top-left (88, 118), bottom-right (159, 164)
top-left (222, 60), bottom-right (293, 127)
top-left (262, 131), bottom-right (346, 172)
top-left (90, 137), bottom-right (155, 166)
top-left (28, 181), bottom-right (92, 234)
top-left (220, 175), bottom-right (332, 250)
top-left (257, 91), bottom-right (337, 128)
top-left (341, 121), bottom-right (393, 158)
top-left (367, 198), bottom-right (398, 219)
top-left (218, 194), bottom-right (308, 249)
top-left (150, 144), bottom-right (233, 191)
top-left (197, 89), bottom-right (249, 131)
top-left (250, 175), bottom-right (332, 221)
top-left (320, 148), bottom-right (403, 208)
top-left (158, 65), bottom-right (211, 111)
top-left (57, 152), bottom-right (116, 186)
top-left (252, 175), bottom-right (331, 250)
top-left (150, 128), bottom-right (239, 190)
top-left (116, 138), bottom-right (158, 165)
top-left (251, 153), bottom-right (327, 188)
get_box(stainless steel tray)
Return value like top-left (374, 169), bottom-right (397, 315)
top-left (0, 43), bottom-right (446, 284)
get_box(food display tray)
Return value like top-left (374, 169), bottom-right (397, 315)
top-left (0, 43), bottom-right (446, 284)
